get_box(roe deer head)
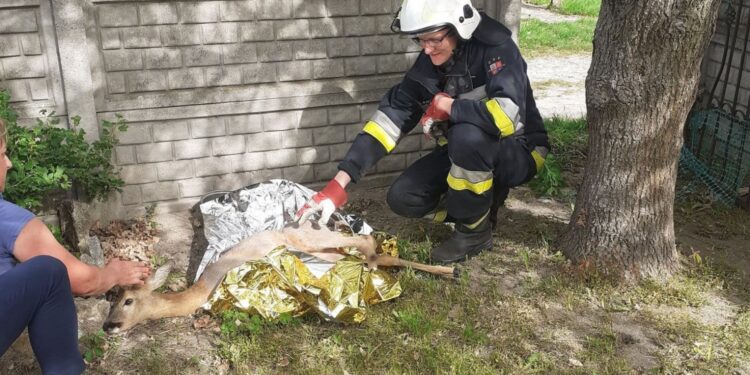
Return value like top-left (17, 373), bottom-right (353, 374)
top-left (103, 265), bottom-right (175, 333)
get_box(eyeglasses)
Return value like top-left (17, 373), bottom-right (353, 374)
top-left (412, 30), bottom-right (452, 48)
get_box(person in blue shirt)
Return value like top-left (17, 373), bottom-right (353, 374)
top-left (0, 118), bottom-right (151, 374)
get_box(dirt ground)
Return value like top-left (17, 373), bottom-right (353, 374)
top-left (126, 178), bottom-right (749, 374)
top-left (1, 173), bottom-right (748, 374)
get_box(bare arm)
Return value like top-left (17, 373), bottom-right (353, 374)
top-left (435, 94), bottom-right (455, 115)
top-left (13, 218), bottom-right (151, 296)
top-left (332, 170), bottom-right (352, 189)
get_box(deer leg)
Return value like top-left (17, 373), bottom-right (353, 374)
top-left (280, 225), bottom-right (378, 259)
top-left (280, 223), bottom-right (457, 279)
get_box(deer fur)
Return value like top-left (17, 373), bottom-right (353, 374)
top-left (103, 222), bottom-right (455, 333)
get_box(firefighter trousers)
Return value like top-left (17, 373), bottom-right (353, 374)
top-left (386, 123), bottom-right (537, 226)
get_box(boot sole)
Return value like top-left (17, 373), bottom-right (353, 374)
top-left (431, 241), bottom-right (493, 264)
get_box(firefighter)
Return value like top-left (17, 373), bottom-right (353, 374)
top-left (297, 0), bottom-right (549, 263)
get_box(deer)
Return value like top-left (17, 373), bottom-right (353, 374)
top-left (103, 222), bottom-right (456, 333)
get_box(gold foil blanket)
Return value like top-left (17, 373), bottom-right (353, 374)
top-left (206, 245), bottom-right (402, 323)
top-left (199, 180), bottom-right (403, 323)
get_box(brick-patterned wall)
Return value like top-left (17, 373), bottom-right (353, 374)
top-left (0, 1), bottom-right (66, 123)
top-left (3, 0), bottom-right (492, 219)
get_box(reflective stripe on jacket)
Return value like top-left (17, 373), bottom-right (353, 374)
top-left (339, 13), bottom-right (549, 183)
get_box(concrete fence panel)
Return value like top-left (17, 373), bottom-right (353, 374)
top-left (2, 0), bottom-right (510, 219)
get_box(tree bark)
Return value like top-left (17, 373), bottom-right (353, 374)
top-left (485, 0), bottom-right (522, 44)
top-left (560, 0), bottom-right (722, 280)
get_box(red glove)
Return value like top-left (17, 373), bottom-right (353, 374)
top-left (295, 179), bottom-right (348, 225)
top-left (419, 92), bottom-right (451, 139)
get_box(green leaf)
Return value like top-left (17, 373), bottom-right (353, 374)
top-left (1, 89), bottom-right (128, 212)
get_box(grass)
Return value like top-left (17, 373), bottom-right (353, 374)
top-left (645, 309), bottom-right (750, 372)
top-left (520, 17), bottom-right (597, 57)
top-left (528, 117), bottom-right (588, 197)
top-left (210, 253), bottom-right (746, 373)
top-left (121, 341), bottom-right (203, 375)
top-left (205, 207), bottom-right (750, 374)
top-left (524, 0), bottom-right (601, 17)
top-left (212, 270), bottom-right (547, 374)
top-left (393, 307), bottom-right (437, 337)
top-left (519, 0), bottom-right (599, 57)
top-left (545, 116), bottom-right (588, 173)
top-left (532, 79), bottom-right (582, 90)
top-left (557, 0), bottom-right (601, 17)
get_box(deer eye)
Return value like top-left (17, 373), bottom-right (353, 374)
top-left (124, 298), bottom-right (134, 306)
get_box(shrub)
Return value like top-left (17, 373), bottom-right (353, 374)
top-left (529, 154), bottom-right (565, 196)
top-left (0, 90), bottom-right (127, 211)
top-left (529, 117), bottom-right (588, 197)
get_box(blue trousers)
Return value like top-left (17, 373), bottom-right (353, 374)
top-left (0, 256), bottom-right (84, 375)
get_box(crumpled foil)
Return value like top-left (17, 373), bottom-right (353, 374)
top-left (197, 179), bottom-right (402, 323)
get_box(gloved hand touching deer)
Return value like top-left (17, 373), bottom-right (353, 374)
top-left (295, 176), bottom-right (348, 225)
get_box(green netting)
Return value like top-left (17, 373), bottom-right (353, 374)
top-left (678, 109), bottom-right (750, 204)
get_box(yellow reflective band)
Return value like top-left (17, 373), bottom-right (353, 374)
top-left (437, 136), bottom-right (448, 146)
top-left (433, 210), bottom-right (447, 223)
top-left (531, 150), bottom-right (545, 172)
top-left (486, 99), bottom-right (515, 137)
top-left (363, 121), bottom-right (396, 152)
top-left (447, 174), bottom-right (493, 195)
top-left (464, 210), bottom-right (490, 230)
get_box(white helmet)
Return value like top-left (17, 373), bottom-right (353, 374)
top-left (392, 0), bottom-right (481, 40)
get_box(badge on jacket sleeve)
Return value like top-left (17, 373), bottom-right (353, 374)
top-left (487, 57), bottom-right (505, 76)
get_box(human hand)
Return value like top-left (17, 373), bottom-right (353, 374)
top-left (105, 259), bottom-right (151, 286)
top-left (419, 92), bottom-right (452, 139)
top-left (295, 179), bottom-right (348, 225)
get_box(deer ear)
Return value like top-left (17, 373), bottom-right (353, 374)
top-left (145, 264), bottom-right (172, 291)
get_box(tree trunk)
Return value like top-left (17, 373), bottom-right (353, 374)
top-left (485, 0), bottom-right (522, 44)
top-left (560, 0), bottom-right (722, 279)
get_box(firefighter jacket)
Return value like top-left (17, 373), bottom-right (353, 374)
top-left (338, 13), bottom-right (549, 183)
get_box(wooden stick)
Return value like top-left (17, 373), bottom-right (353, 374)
top-left (369, 254), bottom-right (457, 279)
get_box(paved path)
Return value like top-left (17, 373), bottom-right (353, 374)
top-left (527, 54), bottom-right (590, 119)
top-left (522, 3), bottom-right (590, 119)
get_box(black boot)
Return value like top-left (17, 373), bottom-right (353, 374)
top-left (489, 185), bottom-right (510, 230)
top-left (431, 217), bottom-right (492, 263)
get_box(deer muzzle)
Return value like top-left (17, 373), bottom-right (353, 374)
top-left (102, 321), bottom-right (122, 334)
